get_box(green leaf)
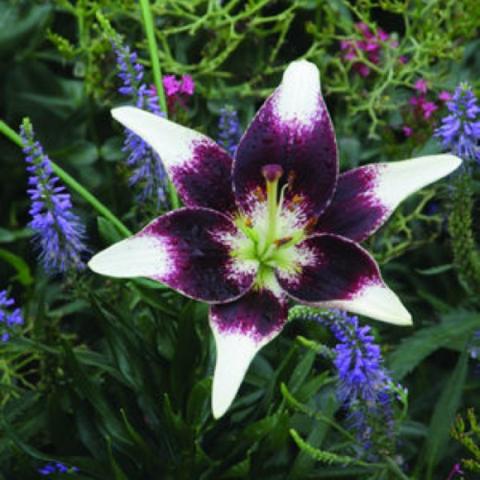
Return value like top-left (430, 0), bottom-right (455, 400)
top-left (0, 227), bottom-right (32, 243)
top-left (422, 350), bottom-right (469, 477)
top-left (97, 216), bottom-right (125, 244)
top-left (0, 247), bottom-right (33, 285)
top-left (287, 350), bottom-right (315, 394)
top-left (416, 264), bottom-right (453, 275)
top-left (388, 311), bottom-right (480, 380)
top-left (0, 2), bottom-right (51, 56)
top-left (290, 395), bottom-right (337, 479)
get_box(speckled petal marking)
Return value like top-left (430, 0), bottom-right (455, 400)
top-left (316, 154), bottom-right (462, 242)
top-left (233, 60), bottom-right (338, 220)
top-left (89, 208), bottom-right (256, 303)
top-left (112, 106), bottom-right (236, 213)
top-left (209, 287), bottom-right (288, 418)
top-left (276, 233), bottom-right (412, 325)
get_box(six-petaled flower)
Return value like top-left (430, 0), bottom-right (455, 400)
top-left (89, 61), bottom-right (461, 418)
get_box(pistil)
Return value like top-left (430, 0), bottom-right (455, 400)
top-left (261, 164), bottom-right (284, 256)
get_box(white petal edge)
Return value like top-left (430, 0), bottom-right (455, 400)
top-left (88, 235), bottom-right (171, 279)
top-left (111, 106), bottom-right (207, 169)
top-left (324, 283), bottom-right (412, 326)
top-left (375, 154), bottom-right (462, 210)
top-left (210, 329), bottom-right (263, 419)
top-left (275, 60), bottom-right (322, 124)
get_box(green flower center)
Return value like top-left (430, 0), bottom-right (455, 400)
top-left (232, 164), bottom-right (306, 288)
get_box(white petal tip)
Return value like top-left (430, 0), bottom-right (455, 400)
top-left (110, 105), bottom-right (142, 123)
top-left (210, 331), bottom-right (260, 419)
top-left (327, 284), bottom-right (413, 326)
top-left (88, 236), bottom-right (170, 279)
top-left (358, 284), bottom-right (413, 326)
top-left (283, 60), bottom-right (320, 90)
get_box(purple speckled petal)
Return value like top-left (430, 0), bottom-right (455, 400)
top-left (316, 155), bottom-right (462, 242)
top-left (112, 106), bottom-right (236, 213)
top-left (89, 208), bottom-right (256, 303)
top-left (209, 288), bottom-right (288, 418)
top-left (276, 234), bottom-right (412, 325)
top-left (233, 61), bottom-right (338, 220)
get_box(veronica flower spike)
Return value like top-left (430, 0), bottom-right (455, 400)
top-left (89, 61), bottom-right (461, 418)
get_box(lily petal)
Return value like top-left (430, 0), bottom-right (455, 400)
top-left (89, 208), bottom-right (256, 303)
top-left (315, 154), bottom-right (462, 242)
top-left (210, 287), bottom-right (288, 418)
top-left (233, 60), bottom-right (338, 220)
top-left (111, 106), bottom-right (236, 213)
top-left (276, 234), bottom-right (411, 325)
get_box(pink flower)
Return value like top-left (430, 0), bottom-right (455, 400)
top-left (163, 75), bottom-right (181, 97)
top-left (414, 79), bottom-right (428, 95)
top-left (422, 101), bottom-right (438, 119)
top-left (180, 75), bottom-right (195, 96)
top-left (403, 125), bottom-right (413, 137)
top-left (162, 74), bottom-right (195, 114)
top-left (340, 22), bottom-right (400, 77)
top-left (438, 90), bottom-right (452, 102)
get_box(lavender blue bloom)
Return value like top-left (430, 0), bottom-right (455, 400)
top-left (113, 40), bottom-right (167, 207)
top-left (218, 106), bottom-right (242, 157)
top-left (21, 120), bottom-right (87, 273)
top-left (329, 310), bottom-right (389, 404)
top-left (0, 290), bottom-right (23, 343)
top-left (38, 462), bottom-right (78, 475)
top-left (435, 83), bottom-right (480, 164)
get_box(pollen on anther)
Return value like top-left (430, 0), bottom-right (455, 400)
top-left (274, 236), bottom-right (293, 247)
top-left (304, 217), bottom-right (318, 234)
top-left (254, 186), bottom-right (266, 202)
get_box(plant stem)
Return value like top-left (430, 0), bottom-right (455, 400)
top-left (138, 0), bottom-right (180, 210)
top-left (0, 119), bottom-right (131, 238)
top-left (139, 0), bottom-right (167, 115)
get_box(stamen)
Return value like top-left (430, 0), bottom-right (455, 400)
top-left (287, 170), bottom-right (296, 190)
top-left (292, 194), bottom-right (303, 204)
top-left (254, 186), bottom-right (266, 202)
top-left (304, 217), bottom-right (318, 235)
top-left (274, 236), bottom-right (293, 247)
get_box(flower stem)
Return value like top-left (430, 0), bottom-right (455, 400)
top-left (138, 0), bottom-right (167, 115)
top-left (0, 119), bottom-right (131, 238)
top-left (138, 0), bottom-right (180, 210)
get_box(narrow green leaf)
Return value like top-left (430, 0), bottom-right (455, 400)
top-left (388, 311), bottom-right (480, 380)
top-left (423, 350), bottom-right (469, 477)
top-left (0, 247), bottom-right (33, 285)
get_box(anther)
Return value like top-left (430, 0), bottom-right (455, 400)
top-left (254, 186), bottom-right (266, 202)
top-left (244, 217), bottom-right (253, 228)
top-left (274, 236), bottom-right (293, 248)
top-left (304, 217), bottom-right (318, 235)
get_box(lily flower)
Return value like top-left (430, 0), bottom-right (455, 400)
top-left (89, 61), bottom-right (461, 418)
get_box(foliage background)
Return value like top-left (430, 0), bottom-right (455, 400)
top-left (0, 0), bottom-right (479, 478)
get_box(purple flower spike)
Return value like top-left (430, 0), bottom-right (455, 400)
top-left (21, 120), bottom-right (87, 273)
top-left (89, 60), bottom-right (461, 419)
top-left (435, 83), bottom-right (480, 164)
top-left (0, 290), bottom-right (23, 343)
top-left (329, 310), bottom-right (389, 403)
top-left (112, 38), bottom-right (168, 207)
top-left (38, 462), bottom-right (79, 476)
top-left (218, 106), bottom-right (242, 157)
